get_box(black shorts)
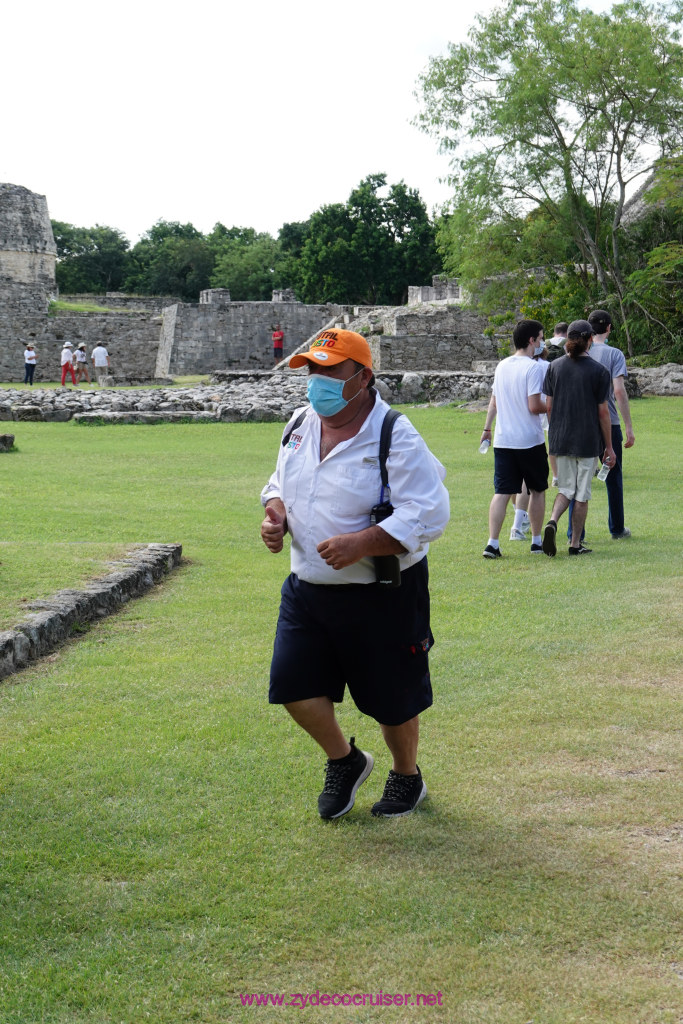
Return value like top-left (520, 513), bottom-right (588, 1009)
top-left (493, 444), bottom-right (548, 495)
top-left (269, 559), bottom-right (434, 726)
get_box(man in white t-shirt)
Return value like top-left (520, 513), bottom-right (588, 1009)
top-left (91, 344), bottom-right (110, 386)
top-left (480, 320), bottom-right (549, 558)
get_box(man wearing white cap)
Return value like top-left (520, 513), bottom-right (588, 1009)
top-left (260, 328), bottom-right (449, 820)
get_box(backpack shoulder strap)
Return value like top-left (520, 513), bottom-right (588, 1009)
top-left (281, 410), bottom-right (307, 447)
top-left (379, 408), bottom-right (402, 489)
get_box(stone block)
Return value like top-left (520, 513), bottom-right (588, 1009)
top-left (0, 434), bottom-right (15, 452)
top-left (43, 409), bottom-right (72, 422)
top-left (12, 405), bottom-right (44, 421)
top-left (0, 631), bottom-right (21, 679)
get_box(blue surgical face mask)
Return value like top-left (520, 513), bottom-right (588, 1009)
top-left (534, 340), bottom-right (546, 355)
top-left (307, 367), bottom-right (363, 417)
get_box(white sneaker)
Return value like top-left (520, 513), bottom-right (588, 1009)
top-left (611, 527), bottom-right (631, 539)
top-left (509, 528), bottom-right (527, 541)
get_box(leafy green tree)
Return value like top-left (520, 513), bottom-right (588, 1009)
top-left (52, 222), bottom-right (131, 293)
top-left (296, 174), bottom-right (440, 304)
top-left (209, 226), bottom-right (284, 300)
top-left (417, 0), bottom-right (683, 350)
top-left (276, 220), bottom-right (310, 297)
top-left (124, 221), bottom-right (214, 300)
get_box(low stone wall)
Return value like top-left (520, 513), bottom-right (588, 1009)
top-left (0, 544), bottom-right (182, 681)
top-left (0, 311), bottom-right (161, 383)
top-left (0, 365), bottom-right (676, 426)
top-left (629, 362), bottom-right (683, 396)
top-left (157, 301), bottom-right (348, 376)
top-left (60, 293), bottom-right (182, 311)
top-left (376, 334), bottom-right (498, 371)
top-left (347, 305), bottom-right (496, 371)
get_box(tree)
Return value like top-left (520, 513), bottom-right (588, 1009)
top-left (620, 155), bottom-right (683, 352)
top-left (417, 0), bottom-right (683, 349)
top-left (52, 222), bottom-right (131, 293)
top-left (209, 226), bottom-right (284, 300)
top-left (124, 221), bottom-right (215, 300)
top-left (296, 174), bottom-right (441, 305)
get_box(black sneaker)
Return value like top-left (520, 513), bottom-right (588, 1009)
top-left (568, 544), bottom-right (592, 555)
top-left (318, 738), bottom-right (374, 820)
top-left (530, 543), bottom-right (543, 553)
top-left (542, 521), bottom-right (557, 557)
top-left (482, 544), bottom-right (502, 559)
top-left (371, 767), bottom-right (427, 817)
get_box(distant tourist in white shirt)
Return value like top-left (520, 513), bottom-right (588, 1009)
top-left (23, 344), bottom-right (37, 385)
top-left (91, 344), bottom-right (110, 386)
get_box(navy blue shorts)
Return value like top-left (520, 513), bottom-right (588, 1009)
top-left (493, 444), bottom-right (548, 495)
top-left (269, 559), bottom-right (434, 726)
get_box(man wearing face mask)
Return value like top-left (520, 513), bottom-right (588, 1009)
top-left (480, 319), bottom-right (549, 558)
top-left (260, 329), bottom-right (449, 820)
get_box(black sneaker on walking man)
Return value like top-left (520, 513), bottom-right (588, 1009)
top-left (260, 330), bottom-right (450, 819)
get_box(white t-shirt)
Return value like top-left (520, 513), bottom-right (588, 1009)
top-left (261, 396), bottom-right (450, 585)
top-left (75, 348), bottom-right (87, 363)
top-left (92, 346), bottom-right (109, 366)
top-left (24, 349), bottom-right (36, 364)
top-left (60, 347), bottom-right (74, 366)
top-left (492, 354), bottom-right (546, 449)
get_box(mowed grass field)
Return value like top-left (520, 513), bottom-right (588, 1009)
top-left (0, 398), bottom-right (681, 1024)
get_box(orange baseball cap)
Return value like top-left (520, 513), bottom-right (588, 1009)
top-left (289, 328), bottom-right (372, 369)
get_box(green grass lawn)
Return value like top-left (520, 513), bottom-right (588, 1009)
top-left (0, 400), bottom-right (681, 1023)
top-left (2, 375), bottom-right (210, 392)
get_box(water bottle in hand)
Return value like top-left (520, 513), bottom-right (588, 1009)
top-left (597, 461), bottom-right (610, 481)
top-left (479, 439), bottom-right (490, 454)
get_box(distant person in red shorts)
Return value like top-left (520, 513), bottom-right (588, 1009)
top-left (272, 325), bottom-right (284, 366)
top-left (60, 342), bottom-right (76, 386)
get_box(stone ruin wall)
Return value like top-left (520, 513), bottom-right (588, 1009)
top-left (344, 306), bottom-right (495, 371)
top-left (0, 182), bottom-right (494, 382)
top-left (0, 184), bottom-right (57, 316)
top-left (156, 298), bottom-right (348, 376)
top-left (0, 311), bottom-right (163, 383)
top-left (407, 275), bottom-right (464, 305)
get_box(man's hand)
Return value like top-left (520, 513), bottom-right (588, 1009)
top-left (602, 445), bottom-right (617, 466)
top-left (318, 526), bottom-right (406, 570)
top-left (317, 534), bottom-right (365, 570)
top-left (624, 428), bottom-right (635, 448)
top-left (261, 503), bottom-right (286, 553)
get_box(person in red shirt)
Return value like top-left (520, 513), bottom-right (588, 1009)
top-left (272, 325), bottom-right (284, 365)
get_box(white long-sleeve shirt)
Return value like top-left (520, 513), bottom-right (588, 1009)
top-left (261, 395), bottom-right (450, 585)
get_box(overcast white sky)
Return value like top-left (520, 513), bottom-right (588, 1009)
top-left (3, 0), bottom-right (610, 245)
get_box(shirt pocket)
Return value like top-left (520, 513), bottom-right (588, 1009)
top-left (332, 465), bottom-right (381, 518)
top-left (280, 447), bottom-right (306, 508)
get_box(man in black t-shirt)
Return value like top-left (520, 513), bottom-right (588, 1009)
top-left (541, 320), bottom-right (615, 556)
